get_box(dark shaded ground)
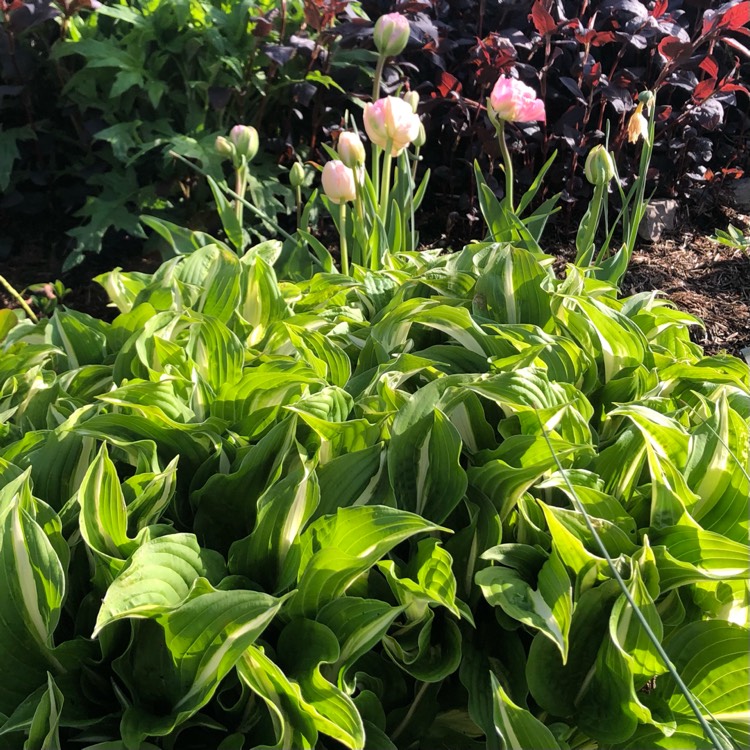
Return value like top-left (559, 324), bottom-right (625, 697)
top-left (2, 206), bottom-right (749, 359)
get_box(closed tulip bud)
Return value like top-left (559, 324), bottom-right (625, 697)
top-left (290, 162), bottom-right (305, 189)
top-left (373, 13), bottom-right (410, 57)
top-left (322, 160), bottom-right (356, 205)
top-left (584, 145), bottom-right (615, 186)
top-left (337, 131), bottom-right (366, 168)
top-left (364, 96), bottom-right (421, 156)
top-left (403, 91), bottom-right (419, 113)
top-left (229, 124), bottom-right (259, 163)
top-left (215, 135), bottom-right (234, 160)
top-left (413, 122), bottom-right (426, 148)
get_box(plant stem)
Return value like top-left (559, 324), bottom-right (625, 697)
top-left (376, 140), bottom-right (394, 270)
top-left (169, 151), bottom-right (296, 243)
top-left (496, 119), bottom-right (514, 211)
top-left (0, 275), bottom-right (39, 324)
top-left (234, 163), bottom-right (247, 228)
top-left (372, 55), bottom-right (385, 102)
top-left (295, 185), bottom-right (302, 229)
top-left (339, 203), bottom-right (349, 275)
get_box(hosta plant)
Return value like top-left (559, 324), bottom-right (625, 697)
top-left (0, 236), bottom-right (748, 748)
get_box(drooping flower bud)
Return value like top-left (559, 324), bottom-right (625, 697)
top-left (373, 13), bottom-right (410, 57)
top-left (290, 162), bottom-right (305, 189)
top-left (229, 125), bottom-right (259, 163)
top-left (403, 91), bottom-right (419, 113)
top-left (215, 135), bottom-right (234, 161)
top-left (488, 76), bottom-right (546, 123)
top-left (584, 145), bottom-right (615, 186)
top-left (364, 96), bottom-right (421, 156)
top-left (638, 90), bottom-right (655, 111)
top-left (337, 131), bottom-right (366, 168)
top-left (321, 160), bottom-right (357, 205)
top-left (627, 102), bottom-right (649, 144)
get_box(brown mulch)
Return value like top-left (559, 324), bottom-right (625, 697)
top-left (621, 231), bottom-right (750, 358)
top-left (1, 217), bottom-right (749, 359)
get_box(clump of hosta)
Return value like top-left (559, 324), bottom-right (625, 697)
top-left (0, 222), bottom-right (747, 749)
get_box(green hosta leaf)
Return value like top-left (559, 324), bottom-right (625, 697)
top-left (0, 473), bottom-right (66, 715)
top-left (185, 315), bottom-right (244, 393)
top-left (383, 609), bottom-right (462, 681)
top-left (491, 674), bottom-right (562, 750)
top-left (122, 456), bottom-right (179, 531)
top-left (651, 526), bottom-right (750, 590)
top-left (559, 296), bottom-right (648, 383)
top-left (379, 538), bottom-right (460, 619)
top-left (228, 459), bottom-right (319, 593)
top-left (389, 406), bottom-right (467, 523)
top-left (469, 435), bottom-right (592, 521)
top-left (527, 579), bottom-right (621, 718)
top-left (315, 444), bottom-right (390, 518)
top-left (76, 412), bottom-right (223, 470)
top-left (237, 645), bottom-right (317, 750)
top-left (23, 673), bottom-right (63, 750)
top-left (290, 505), bottom-right (442, 617)
top-left (654, 621), bottom-right (748, 748)
top-left (210, 361), bottom-right (322, 434)
top-left (77, 443), bottom-right (133, 563)
top-left (473, 243), bottom-right (553, 329)
top-left (477, 546), bottom-right (572, 662)
top-left (316, 598), bottom-right (406, 690)
top-left (683, 394), bottom-right (749, 543)
top-left (117, 581), bottom-right (286, 748)
top-left (177, 244), bottom-right (241, 323)
top-left (610, 545), bottom-right (665, 684)
top-left (285, 324), bottom-right (352, 388)
top-left (94, 533), bottom-right (225, 636)
top-left (49, 309), bottom-right (108, 368)
top-left (276, 619), bottom-right (365, 750)
top-left (192, 417), bottom-right (296, 552)
top-left (239, 255), bottom-right (291, 344)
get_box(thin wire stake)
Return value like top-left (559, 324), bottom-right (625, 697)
top-left (536, 410), bottom-right (736, 750)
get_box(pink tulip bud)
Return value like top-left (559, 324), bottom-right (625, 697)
top-left (337, 131), bottom-right (366, 168)
top-left (321, 160), bottom-right (357, 205)
top-left (363, 96), bottom-right (421, 156)
top-left (229, 124), bottom-right (259, 162)
top-left (488, 77), bottom-right (546, 124)
top-left (373, 13), bottom-right (410, 57)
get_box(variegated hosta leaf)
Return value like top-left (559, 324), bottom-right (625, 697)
top-left (290, 505), bottom-right (443, 617)
top-left (477, 546), bottom-right (572, 662)
top-left (116, 580), bottom-right (287, 747)
top-left (0, 473), bottom-right (66, 715)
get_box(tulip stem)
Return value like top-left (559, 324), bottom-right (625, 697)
top-left (372, 55), bottom-right (385, 102)
top-left (339, 203), bottom-right (349, 276)
top-left (234, 162), bottom-right (247, 229)
top-left (496, 120), bottom-right (514, 212)
top-left (377, 140), bottom-right (393, 270)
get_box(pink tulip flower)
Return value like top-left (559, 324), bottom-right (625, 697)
top-left (321, 160), bottom-right (357, 205)
top-left (363, 96), bottom-right (421, 155)
top-left (488, 77), bottom-right (546, 123)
